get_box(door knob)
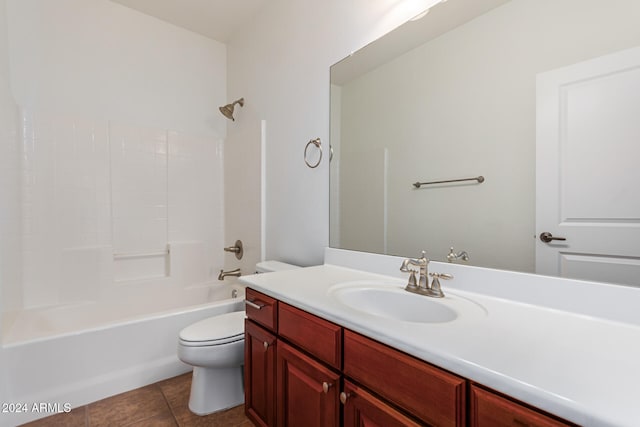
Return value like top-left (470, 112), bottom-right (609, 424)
top-left (539, 232), bottom-right (566, 243)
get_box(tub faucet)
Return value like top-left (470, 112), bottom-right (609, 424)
top-left (218, 268), bottom-right (241, 281)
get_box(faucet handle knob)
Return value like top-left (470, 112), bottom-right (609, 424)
top-left (428, 272), bottom-right (452, 298)
top-left (404, 270), bottom-right (419, 293)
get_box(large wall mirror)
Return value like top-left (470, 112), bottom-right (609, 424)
top-left (330, 0), bottom-right (640, 286)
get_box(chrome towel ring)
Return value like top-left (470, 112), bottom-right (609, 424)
top-left (304, 137), bottom-right (323, 168)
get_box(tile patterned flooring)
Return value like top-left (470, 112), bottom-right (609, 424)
top-left (21, 373), bottom-right (254, 427)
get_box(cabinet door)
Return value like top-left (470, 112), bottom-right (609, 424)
top-left (277, 341), bottom-right (340, 427)
top-left (245, 319), bottom-right (277, 427)
top-left (342, 380), bottom-right (423, 427)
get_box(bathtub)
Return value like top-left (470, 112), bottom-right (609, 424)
top-left (0, 281), bottom-right (245, 426)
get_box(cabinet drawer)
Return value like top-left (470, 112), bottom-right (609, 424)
top-left (278, 303), bottom-right (342, 369)
top-left (343, 330), bottom-right (466, 427)
top-left (246, 288), bottom-right (278, 331)
top-left (470, 385), bottom-right (574, 427)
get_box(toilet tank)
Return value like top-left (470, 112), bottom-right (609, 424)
top-left (255, 260), bottom-right (301, 274)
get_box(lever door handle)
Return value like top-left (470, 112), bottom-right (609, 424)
top-left (540, 232), bottom-right (566, 243)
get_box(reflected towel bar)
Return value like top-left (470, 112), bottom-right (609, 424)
top-left (413, 176), bottom-right (484, 188)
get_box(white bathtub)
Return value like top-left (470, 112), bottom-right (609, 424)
top-left (0, 281), bottom-right (245, 426)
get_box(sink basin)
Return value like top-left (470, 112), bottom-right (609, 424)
top-left (329, 281), bottom-right (486, 324)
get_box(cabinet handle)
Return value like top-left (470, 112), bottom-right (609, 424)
top-left (263, 341), bottom-right (269, 350)
top-left (339, 392), bottom-right (351, 404)
top-left (322, 382), bottom-right (333, 393)
top-left (245, 300), bottom-right (265, 310)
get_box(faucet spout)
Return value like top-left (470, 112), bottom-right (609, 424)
top-left (401, 251), bottom-right (429, 291)
top-left (218, 268), bottom-right (241, 281)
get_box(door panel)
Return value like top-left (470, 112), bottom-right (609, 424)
top-left (536, 46), bottom-right (640, 286)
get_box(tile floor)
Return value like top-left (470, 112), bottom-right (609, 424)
top-left (20, 373), bottom-right (254, 427)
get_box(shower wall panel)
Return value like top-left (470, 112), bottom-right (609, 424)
top-left (18, 109), bottom-right (224, 309)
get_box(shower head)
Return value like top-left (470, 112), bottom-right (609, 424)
top-left (219, 98), bottom-right (244, 121)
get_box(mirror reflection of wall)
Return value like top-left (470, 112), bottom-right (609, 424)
top-left (330, 0), bottom-right (640, 275)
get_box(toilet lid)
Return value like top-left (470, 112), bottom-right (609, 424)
top-left (179, 311), bottom-right (245, 346)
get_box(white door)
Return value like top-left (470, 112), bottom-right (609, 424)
top-left (536, 46), bottom-right (640, 287)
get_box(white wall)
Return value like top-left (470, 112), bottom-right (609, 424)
top-left (6, 0), bottom-right (226, 136)
top-left (0, 0), bottom-right (18, 409)
top-left (1, 0), bottom-right (228, 310)
top-left (0, 0), bottom-right (18, 315)
top-left (227, 0), bottom-right (442, 266)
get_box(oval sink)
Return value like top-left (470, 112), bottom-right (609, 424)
top-left (328, 281), bottom-right (486, 324)
top-left (336, 287), bottom-right (457, 323)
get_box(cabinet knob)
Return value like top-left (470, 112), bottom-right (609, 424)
top-left (322, 382), bottom-right (333, 394)
top-left (263, 341), bottom-right (269, 350)
top-left (339, 392), bottom-right (351, 404)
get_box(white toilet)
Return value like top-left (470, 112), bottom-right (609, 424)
top-left (177, 260), bottom-right (300, 415)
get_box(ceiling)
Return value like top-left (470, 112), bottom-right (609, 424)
top-left (110, 0), bottom-right (268, 43)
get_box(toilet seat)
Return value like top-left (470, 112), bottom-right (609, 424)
top-left (179, 311), bottom-right (245, 347)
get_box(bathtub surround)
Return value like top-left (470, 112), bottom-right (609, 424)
top-left (0, 0), bottom-right (232, 425)
top-left (0, 0), bottom-right (227, 321)
top-left (14, 108), bottom-right (225, 310)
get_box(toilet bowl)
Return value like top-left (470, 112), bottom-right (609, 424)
top-left (177, 310), bottom-right (246, 415)
top-left (178, 260), bottom-right (301, 416)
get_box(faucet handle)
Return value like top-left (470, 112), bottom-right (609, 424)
top-left (399, 258), bottom-right (412, 273)
top-left (405, 270), bottom-right (419, 293)
top-left (428, 272), bottom-right (453, 298)
top-left (400, 259), bottom-right (420, 293)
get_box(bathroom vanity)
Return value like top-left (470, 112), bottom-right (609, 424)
top-left (241, 249), bottom-right (640, 427)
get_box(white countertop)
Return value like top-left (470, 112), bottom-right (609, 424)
top-left (240, 262), bottom-right (640, 427)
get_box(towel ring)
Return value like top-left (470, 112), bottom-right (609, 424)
top-left (304, 138), bottom-right (322, 168)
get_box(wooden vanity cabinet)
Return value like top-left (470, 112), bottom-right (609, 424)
top-left (278, 302), bottom-right (342, 369)
top-left (244, 319), bottom-right (277, 427)
top-left (244, 289), bottom-right (278, 427)
top-left (276, 340), bottom-right (340, 427)
top-left (342, 380), bottom-right (423, 427)
top-left (344, 329), bottom-right (466, 427)
top-left (245, 288), bottom-right (278, 330)
top-left (245, 288), bottom-right (575, 427)
top-left (470, 385), bottom-right (576, 427)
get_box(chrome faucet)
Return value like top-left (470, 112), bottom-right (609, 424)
top-left (447, 247), bottom-right (469, 263)
top-left (400, 251), bottom-right (451, 298)
top-left (218, 268), bottom-right (241, 281)
top-left (400, 251), bottom-right (429, 293)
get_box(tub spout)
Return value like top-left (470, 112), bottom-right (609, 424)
top-left (218, 268), bottom-right (241, 281)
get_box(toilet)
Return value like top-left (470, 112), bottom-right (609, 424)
top-left (177, 260), bottom-right (300, 415)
